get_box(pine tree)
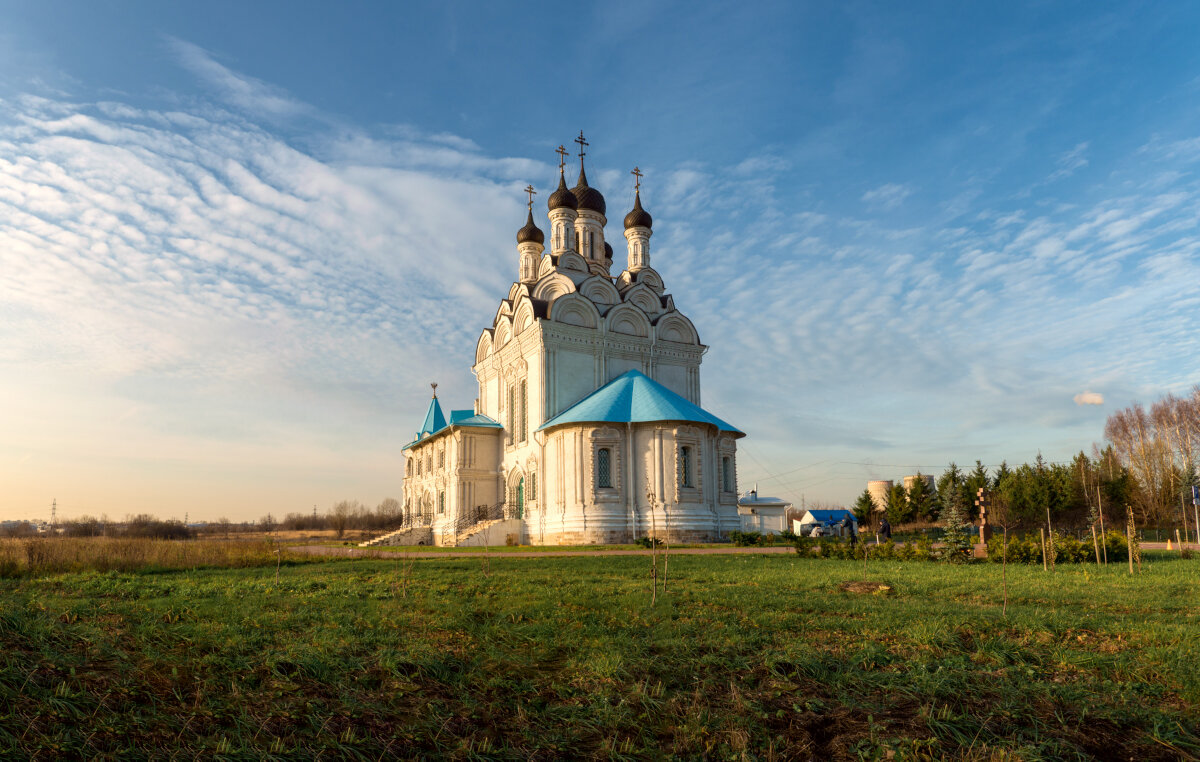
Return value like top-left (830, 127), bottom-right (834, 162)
top-left (940, 482), bottom-right (974, 563)
top-left (853, 488), bottom-right (876, 529)
top-left (907, 474), bottom-right (936, 522)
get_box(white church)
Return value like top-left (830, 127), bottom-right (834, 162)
top-left (394, 136), bottom-right (744, 546)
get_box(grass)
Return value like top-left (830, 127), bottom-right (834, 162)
top-left (1, 551), bottom-right (1198, 759)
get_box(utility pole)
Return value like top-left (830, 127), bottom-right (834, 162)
top-left (50, 498), bottom-right (56, 532)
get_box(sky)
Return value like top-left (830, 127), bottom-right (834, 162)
top-left (2, 1), bottom-right (1199, 522)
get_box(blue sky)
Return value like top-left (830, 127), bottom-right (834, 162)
top-left (2, 1), bottom-right (1199, 520)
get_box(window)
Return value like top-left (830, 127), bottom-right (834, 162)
top-left (438, 491), bottom-right (445, 514)
top-left (425, 455), bottom-right (431, 473)
top-left (508, 386), bottom-right (516, 442)
top-left (722, 457), bottom-right (732, 492)
top-left (416, 459), bottom-right (422, 476)
top-left (597, 448), bottom-right (612, 488)
top-left (438, 451), bottom-right (444, 468)
top-left (520, 380), bottom-right (528, 443)
top-left (529, 472), bottom-right (537, 501)
top-left (679, 446), bottom-right (693, 488)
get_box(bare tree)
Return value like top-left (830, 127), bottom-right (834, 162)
top-left (329, 500), bottom-right (353, 539)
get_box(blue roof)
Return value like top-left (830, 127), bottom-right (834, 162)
top-left (538, 370), bottom-right (742, 435)
top-left (404, 403), bottom-right (502, 451)
top-left (801, 509), bottom-right (857, 524)
top-left (419, 396), bottom-right (446, 437)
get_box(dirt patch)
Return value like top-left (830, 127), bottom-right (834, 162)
top-left (838, 580), bottom-right (894, 595)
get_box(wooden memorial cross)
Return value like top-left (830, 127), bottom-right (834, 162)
top-left (974, 488), bottom-right (993, 543)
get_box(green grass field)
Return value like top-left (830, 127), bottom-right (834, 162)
top-left (2, 551), bottom-right (1197, 760)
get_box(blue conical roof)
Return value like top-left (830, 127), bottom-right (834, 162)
top-left (538, 370), bottom-right (742, 435)
top-left (419, 395), bottom-right (447, 437)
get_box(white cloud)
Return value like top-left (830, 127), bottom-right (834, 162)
top-left (165, 37), bottom-right (309, 119)
top-left (1073, 391), bottom-right (1104, 406)
top-left (861, 182), bottom-right (913, 210)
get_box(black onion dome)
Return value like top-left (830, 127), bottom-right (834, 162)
top-left (547, 172), bottom-right (578, 211)
top-left (603, 241), bottom-right (613, 261)
top-left (623, 190), bottom-right (653, 230)
top-left (572, 167), bottom-right (606, 216)
top-left (517, 210), bottom-right (544, 245)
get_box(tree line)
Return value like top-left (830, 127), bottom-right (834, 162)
top-left (852, 386), bottom-right (1199, 532)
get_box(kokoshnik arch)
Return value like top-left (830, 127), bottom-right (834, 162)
top-left (400, 134), bottom-right (745, 546)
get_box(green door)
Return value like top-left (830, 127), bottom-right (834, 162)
top-left (516, 477), bottom-right (525, 519)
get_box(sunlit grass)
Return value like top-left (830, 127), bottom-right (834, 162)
top-left (1, 552), bottom-right (1196, 758)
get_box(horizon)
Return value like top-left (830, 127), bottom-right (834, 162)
top-left (3, 2), bottom-right (1199, 522)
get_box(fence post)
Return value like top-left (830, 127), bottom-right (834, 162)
top-left (1091, 525), bottom-right (1100, 566)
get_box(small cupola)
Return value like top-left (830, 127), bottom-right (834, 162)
top-left (517, 209), bottom-right (544, 245)
top-left (548, 171), bottom-right (578, 211)
top-left (623, 190), bottom-right (652, 231)
top-left (623, 167), bottom-right (653, 272)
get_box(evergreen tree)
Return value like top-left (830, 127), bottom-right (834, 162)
top-left (906, 473), bottom-right (936, 522)
top-left (886, 483), bottom-right (910, 527)
top-left (853, 488), bottom-right (876, 529)
top-left (940, 484), bottom-right (974, 563)
top-left (936, 463), bottom-right (965, 522)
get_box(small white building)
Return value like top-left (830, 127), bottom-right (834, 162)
top-left (736, 490), bottom-right (792, 534)
top-left (794, 509), bottom-right (858, 537)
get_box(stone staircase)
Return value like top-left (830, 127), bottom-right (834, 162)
top-left (452, 518), bottom-right (511, 547)
top-left (358, 525), bottom-right (433, 548)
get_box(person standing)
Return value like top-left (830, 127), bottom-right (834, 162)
top-left (879, 517), bottom-right (892, 542)
top-left (844, 516), bottom-right (858, 549)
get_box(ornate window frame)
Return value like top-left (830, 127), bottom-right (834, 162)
top-left (718, 435), bottom-right (737, 504)
top-left (674, 426), bottom-right (703, 503)
top-left (589, 427), bottom-right (622, 503)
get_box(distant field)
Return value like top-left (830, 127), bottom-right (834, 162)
top-left (1, 552), bottom-right (1197, 759)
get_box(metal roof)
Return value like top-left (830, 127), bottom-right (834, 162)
top-left (419, 396), bottom-right (447, 437)
top-left (799, 509), bottom-right (857, 524)
top-left (538, 370), bottom-right (743, 435)
top-left (404, 406), bottom-right (502, 451)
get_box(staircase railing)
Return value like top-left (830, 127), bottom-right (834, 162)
top-left (450, 502), bottom-right (506, 545)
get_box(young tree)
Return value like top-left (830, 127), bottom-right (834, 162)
top-left (940, 488), bottom-right (974, 563)
top-left (259, 513), bottom-right (276, 534)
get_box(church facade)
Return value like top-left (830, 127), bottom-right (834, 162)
top-left (401, 138), bottom-right (744, 546)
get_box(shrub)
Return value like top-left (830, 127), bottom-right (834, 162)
top-left (729, 531), bottom-right (762, 547)
top-left (778, 530), bottom-right (799, 543)
top-left (636, 536), bottom-right (663, 549)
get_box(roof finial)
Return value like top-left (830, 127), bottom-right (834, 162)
top-left (524, 184), bottom-right (536, 212)
top-left (631, 166), bottom-right (643, 193)
top-left (574, 130), bottom-right (588, 167)
top-left (431, 382), bottom-right (438, 398)
top-left (555, 145), bottom-right (568, 174)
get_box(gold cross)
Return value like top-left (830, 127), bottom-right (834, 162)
top-left (555, 145), bottom-right (568, 171)
top-left (631, 166), bottom-right (643, 192)
top-left (524, 184), bottom-right (536, 210)
top-left (431, 382), bottom-right (438, 398)
top-left (574, 130), bottom-right (588, 163)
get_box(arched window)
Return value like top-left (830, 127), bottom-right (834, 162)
top-left (416, 459), bottom-right (422, 476)
top-left (679, 446), bottom-right (693, 488)
top-left (722, 457), bottom-right (732, 492)
top-left (529, 472), bottom-right (537, 501)
top-left (597, 448), bottom-right (612, 488)
top-left (508, 385), bottom-right (516, 443)
top-left (438, 491), bottom-right (445, 514)
top-left (438, 451), bottom-right (444, 468)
